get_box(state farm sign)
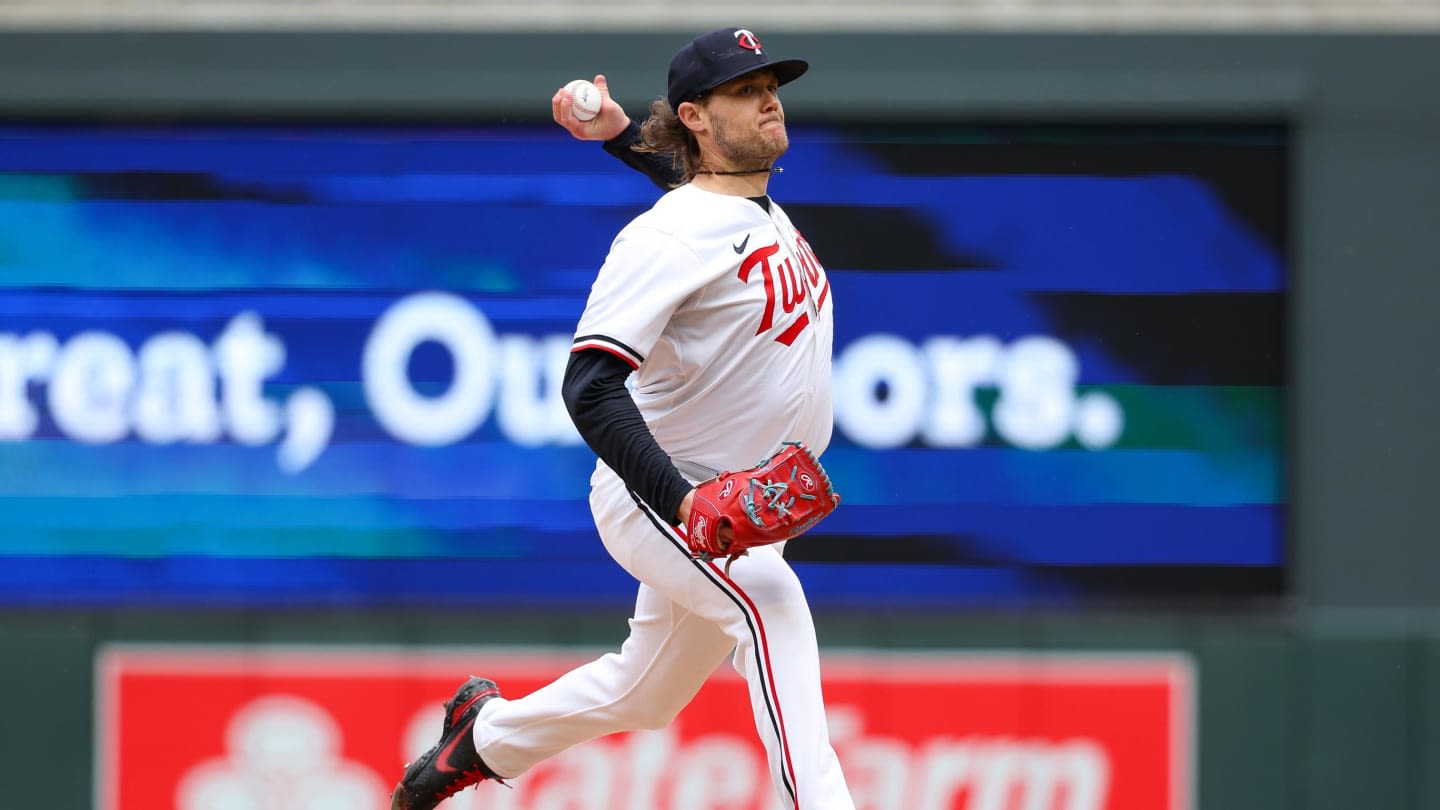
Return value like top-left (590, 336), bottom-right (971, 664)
top-left (96, 646), bottom-right (1193, 810)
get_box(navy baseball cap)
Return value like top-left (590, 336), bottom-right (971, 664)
top-left (666, 27), bottom-right (809, 111)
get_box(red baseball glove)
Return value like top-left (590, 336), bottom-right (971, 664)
top-left (684, 441), bottom-right (840, 564)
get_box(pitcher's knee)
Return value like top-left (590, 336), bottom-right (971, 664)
top-left (727, 556), bottom-right (806, 610)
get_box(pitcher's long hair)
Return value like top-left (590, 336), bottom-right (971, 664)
top-left (633, 95), bottom-right (706, 188)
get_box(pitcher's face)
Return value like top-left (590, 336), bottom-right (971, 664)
top-left (702, 70), bottom-right (788, 168)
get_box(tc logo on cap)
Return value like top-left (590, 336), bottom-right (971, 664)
top-left (734, 29), bottom-right (763, 54)
top-left (666, 27), bottom-right (808, 111)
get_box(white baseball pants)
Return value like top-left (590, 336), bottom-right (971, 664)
top-left (471, 464), bottom-right (854, 810)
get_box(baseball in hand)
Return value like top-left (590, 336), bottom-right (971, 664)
top-left (565, 79), bottom-right (602, 122)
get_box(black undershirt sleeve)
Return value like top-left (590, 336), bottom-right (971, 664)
top-left (603, 120), bottom-right (684, 190)
top-left (562, 348), bottom-right (694, 524)
top-left (574, 122), bottom-right (687, 520)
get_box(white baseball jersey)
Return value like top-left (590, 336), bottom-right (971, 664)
top-left (473, 181), bottom-right (856, 810)
top-left (572, 182), bottom-right (834, 479)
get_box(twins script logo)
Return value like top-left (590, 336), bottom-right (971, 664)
top-left (737, 232), bottom-right (829, 346)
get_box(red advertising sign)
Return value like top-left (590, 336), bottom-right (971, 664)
top-left (96, 646), bottom-right (1193, 810)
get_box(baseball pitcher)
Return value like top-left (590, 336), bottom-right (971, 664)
top-left (392, 27), bottom-right (852, 810)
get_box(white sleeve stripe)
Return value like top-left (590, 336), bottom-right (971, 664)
top-left (571, 335), bottom-right (644, 368)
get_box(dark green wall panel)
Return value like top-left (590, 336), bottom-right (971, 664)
top-left (0, 616), bottom-right (95, 810)
top-left (1297, 637), bottom-right (1414, 809)
top-left (1195, 627), bottom-right (1299, 810)
top-left (1423, 638), bottom-right (1440, 810)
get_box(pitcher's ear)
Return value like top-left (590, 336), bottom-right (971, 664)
top-left (677, 100), bottom-right (707, 133)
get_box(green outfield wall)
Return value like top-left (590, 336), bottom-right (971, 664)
top-left (0, 30), bottom-right (1437, 810)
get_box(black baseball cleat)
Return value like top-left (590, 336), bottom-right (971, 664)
top-left (391, 676), bottom-right (505, 810)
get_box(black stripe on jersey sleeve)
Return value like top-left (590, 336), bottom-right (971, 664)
top-left (571, 334), bottom-right (645, 369)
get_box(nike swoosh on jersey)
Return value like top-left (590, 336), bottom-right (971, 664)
top-left (733, 234), bottom-right (750, 254)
